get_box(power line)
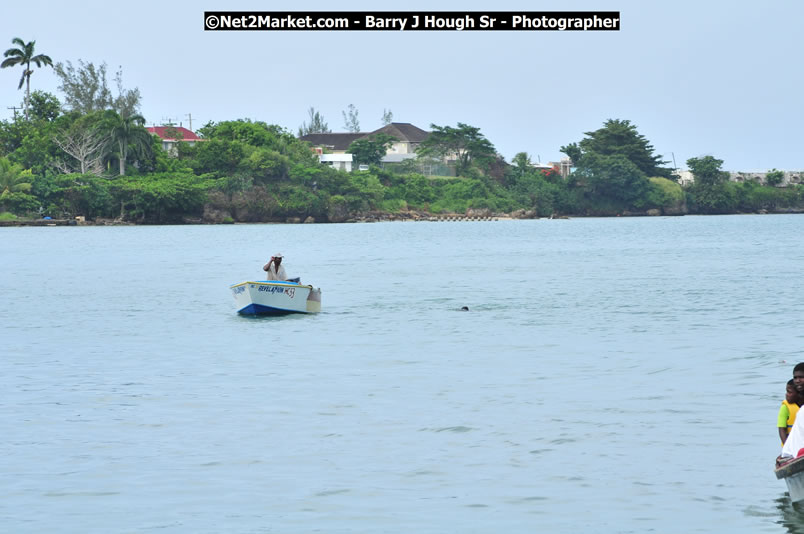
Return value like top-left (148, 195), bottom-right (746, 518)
top-left (7, 105), bottom-right (21, 121)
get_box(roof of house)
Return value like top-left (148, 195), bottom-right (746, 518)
top-left (300, 123), bottom-right (430, 151)
top-left (369, 123), bottom-right (430, 143)
top-left (146, 126), bottom-right (201, 141)
top-left (299, 132), bottom-right (365, 151)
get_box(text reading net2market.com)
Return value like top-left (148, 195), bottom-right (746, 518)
top-left (203, 12), bottom-right (621, 32)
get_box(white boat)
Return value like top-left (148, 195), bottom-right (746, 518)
top-left (776, 456), bottom-right (804, 502)
top-left (230, 280), bottom-right (322, 315)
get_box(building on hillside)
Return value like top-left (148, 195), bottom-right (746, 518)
top-left (729, 170), bottom-right (802, 186)
top-left (368, 123), bottom-right (430, 156)
top-left (299, 123), bottom-right (430, 166)
top-left (536, 157), bottom-right (572, 178)
top-left (320, 153), bottom-right (353, 172)
top-left (673, 169), bottom-right (803, 186)
top-left (147, 126), bottom-right (203, 155)
top-left (297, 133), bottom-right (365, 154)
top-left (673, 170), bottom-right (695, 186)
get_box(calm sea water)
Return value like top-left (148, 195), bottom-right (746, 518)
top-left (3, 215), bottom-right (804, 533)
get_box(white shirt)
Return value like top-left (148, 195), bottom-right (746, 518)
top-left (783, 410), bottom-right (804, 458)
top-left (266, 262), bottom-right (287, 281)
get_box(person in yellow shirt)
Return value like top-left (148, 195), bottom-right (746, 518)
top-left (779, 379), bottom-right (800, 445)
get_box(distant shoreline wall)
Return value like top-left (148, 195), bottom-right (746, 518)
top-left (674, 170), bottom-right (803, 186)
top-left (5, 209), bottom-right (804, 227)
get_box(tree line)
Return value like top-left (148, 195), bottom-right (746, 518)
top-left (2, 37), bottom-right (802, 223)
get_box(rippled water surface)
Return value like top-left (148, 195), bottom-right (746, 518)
top-left (4, 215), bottom-right (804, 533)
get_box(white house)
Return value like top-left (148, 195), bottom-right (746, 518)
top-left (320, 153), bottom-right (353, 172)
top-left (300, 123), bottom-right (430, 157)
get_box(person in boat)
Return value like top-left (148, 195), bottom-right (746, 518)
top-left (794, 363), bottom-right (804, 396)
top-left (779, 379), bottom-right (800, 445)
top-left (777, 365), bottom-right (804, 466)
top-left (263, 253), bottom-right (287, 281)
top-left (780, 412), bottom-right (804, 466)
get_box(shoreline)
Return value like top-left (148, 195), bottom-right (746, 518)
top-left (3, 208), bottom-right (804, 227)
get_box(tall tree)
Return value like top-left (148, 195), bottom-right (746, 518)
top-left (53, 122), bottom-right (109, 176)
top-left (27, 90), bottom-right (61, 122)
top-left (381, 108), bottom-right (393, 126)
top-left (0, 157), bottom-right (32, 195)
top-left (53, 60), bottom-right (141, 116)
top-left (559, 142), bottom-right (581, 165)
top-left (298, 107), bottom-right (330, 136)
top-left (111, 67), bottom-right (142, 118)
top-left (512, 152), bottom-right (532, 173)
top-left (53, 60), bottom-right (111, 114)
top-left (416, 123), bottom-right (496, 176)
top-left (573, 152), bottom-right (650, 205)
top-left (564, 119), bottom-right (671, 178)
top-left (0, 156), bottom-right (33, 212)
top-left (765, 168), bottom-right (784, 187)
top-left (1, 38), bottom-right (53, 120)
top-left (686, 156), bottom-right (729, 187)
top-left (348, 133), bottom-right (397, 166)
top-left (686, 155), bottom-right (733, 213)
top-left (106, 112), bottom-right (153, 175)
top-left (342, 104), bottom-right (360, 132)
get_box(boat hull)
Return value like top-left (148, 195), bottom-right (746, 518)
top-left (230, 281), bottom-right (322, 315)
top-left (776, 456), bottom-right (804, 502)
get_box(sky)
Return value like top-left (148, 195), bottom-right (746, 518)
top-left (1, 0), bottom-right (803, 171)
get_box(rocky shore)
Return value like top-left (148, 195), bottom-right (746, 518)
top-left (3, 205), bottom-right (804, 227)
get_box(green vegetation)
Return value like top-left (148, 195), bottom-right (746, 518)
top-left (560, 119), bottom-right (678, 215)
top-left (563, 119), bottom-right (671, 179)
top-left (53, 60), bottom-right (141, 117)
top-left (417, 123), bottom-right (497, 177)
top-left (0, 40), bottom-right (800, 225)
top-left (348, 133), bottom-right (397, 167)
top-left (684, 156), bottom-right (733, 214)
top-left (648, 177), bottom-right (685, 213)
top-left (342, 104), bottom-right (359, 133)
top-left (766, 169), bottom-right (784, 187)
top-left (0, 157), bottom-right (34, 213)
top-left (1, 37), bottom-right (53, 120)
top-left (107, 112), bottom-right (152, 175)
top-left (2, 110), bottom-right (801, 223)
top-left (297, 107), bottom-right (329, 137)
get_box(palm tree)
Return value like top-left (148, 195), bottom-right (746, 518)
top-left (108, 113), bottom-right (153, 175)
top-left (0, 157), bottom-right (33, 212)
top-left (1, 38), bottom-right (53, 120)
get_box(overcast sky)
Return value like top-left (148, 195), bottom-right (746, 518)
top-left (2, 0), bottom-right (802, 171)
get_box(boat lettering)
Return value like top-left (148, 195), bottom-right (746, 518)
top-left (284, 288), bottom-right (295, 298)
top-left (258, 286), bottom-right (286, 294)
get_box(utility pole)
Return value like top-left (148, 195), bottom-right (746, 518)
top-left (186, 113), bottom-right (193, 131)
top-left (7, 105), bottom-right (21, 121)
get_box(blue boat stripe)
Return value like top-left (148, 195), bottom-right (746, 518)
top-left (237, 303), bottom-right (304, 315)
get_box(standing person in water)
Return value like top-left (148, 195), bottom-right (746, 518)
top-left (263, 253), bottom-right (287, 281)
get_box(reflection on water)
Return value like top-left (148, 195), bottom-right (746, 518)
top-left (775, 494), bottom-right (804, 534)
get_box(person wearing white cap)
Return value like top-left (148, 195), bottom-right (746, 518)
top-left (263, 253), bottom-right (287, 281)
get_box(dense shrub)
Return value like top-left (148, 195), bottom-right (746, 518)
top-left (647, 177), bottom-right (685, 212)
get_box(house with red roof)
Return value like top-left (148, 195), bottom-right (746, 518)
top-left (146, 126), bottom-right (203, 154)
